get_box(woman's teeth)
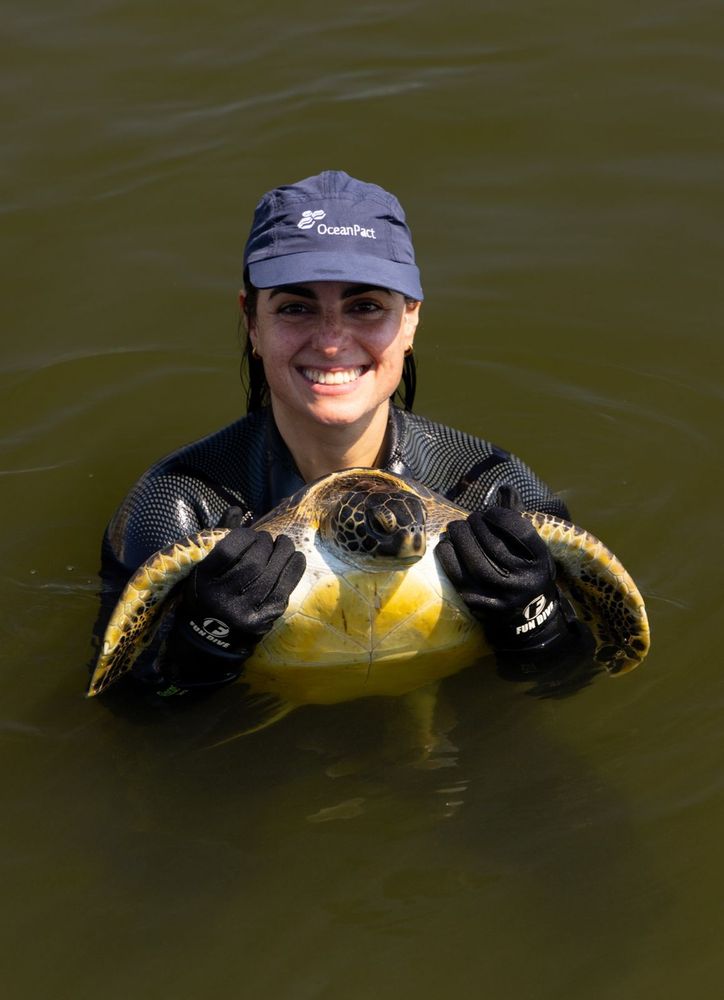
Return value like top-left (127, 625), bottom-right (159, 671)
top-left (301, 366), bottom-right (365, 385)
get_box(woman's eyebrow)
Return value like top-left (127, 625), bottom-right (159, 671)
top-left (268, 284), bottom-right (392, 300)
top-left (269, 284), bottom-right (316, 300)
top-left (342, 285), bottom-right (391, 298)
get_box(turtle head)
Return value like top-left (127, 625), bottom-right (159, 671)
top-left (320, 485), bottom-right (427, 564)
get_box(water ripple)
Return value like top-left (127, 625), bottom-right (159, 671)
top-left (0, 462), bottom-right (72, 477)
top-left (460, 356), bottom-right (715, 448)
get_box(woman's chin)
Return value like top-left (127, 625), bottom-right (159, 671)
top-left (299, 385), bottom-right (392, 428)
top-left (304, 398), bottom-right (375, 427)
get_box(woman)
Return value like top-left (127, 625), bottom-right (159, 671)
top-left (97, 170), bottom-right (591, 696)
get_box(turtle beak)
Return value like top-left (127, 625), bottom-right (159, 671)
top-left (392, 526), bottom-right (426, 561)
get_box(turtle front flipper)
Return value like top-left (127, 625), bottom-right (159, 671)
top-left (87, 529), bottom-right (229, 697)
top-left (524, 512), bottom-right (650, 674)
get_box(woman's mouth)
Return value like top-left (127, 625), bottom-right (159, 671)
top-left (299, 365), bottom-right (369, 386)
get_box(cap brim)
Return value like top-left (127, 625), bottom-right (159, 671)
top-left (248, 251), bottom-right (423, 301)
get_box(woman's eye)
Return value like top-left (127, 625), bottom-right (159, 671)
top-left (277, 301), bottom-right (311, 316)
top-left (349, 300), bottom-right (383, 314)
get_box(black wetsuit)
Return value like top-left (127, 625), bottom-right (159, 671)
top-left (102, 406), bottom-right (568, 582)
top-left (96, 406), bottom-right (591, 693)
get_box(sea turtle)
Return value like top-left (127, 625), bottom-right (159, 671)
top-left (87, 468), bottom-right (650, 708)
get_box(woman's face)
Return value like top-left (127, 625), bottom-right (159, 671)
top-left (244, 281), bottom-right (420, 431)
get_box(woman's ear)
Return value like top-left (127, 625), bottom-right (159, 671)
top-left (239, 290), bottom-right (255, 338)
top-left (403, 300), bottom-right (421, 350)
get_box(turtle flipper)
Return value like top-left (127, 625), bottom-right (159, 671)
top-left (524, 512), bottom-right (650, 674)
top-left (205, 696), bottom-right (298, 748)
top-left (87, 529), bottom-right (228, 697)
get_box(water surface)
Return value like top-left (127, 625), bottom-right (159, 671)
top-left (2, 2), bottom-right (723, 997)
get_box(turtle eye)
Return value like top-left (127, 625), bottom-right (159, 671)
top-left (370, 507), bottom-right (398, 535)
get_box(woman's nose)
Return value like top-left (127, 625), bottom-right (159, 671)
top-left (311, 309), bottom-right (345, 350)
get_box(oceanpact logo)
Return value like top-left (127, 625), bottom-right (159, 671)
top-left (515, 594), bottom-right (556, 636)
top-left (297, 209), bottom-right (326, 229)
top-left (297, 208), bottom-right (376, 239)
top-left (189, 617), bottom-right (231, 649)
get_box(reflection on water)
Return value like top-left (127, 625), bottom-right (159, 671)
top-left (8, 663), bottom-right (669, 999)
top-left (3, 0), bottom-right (724, 996)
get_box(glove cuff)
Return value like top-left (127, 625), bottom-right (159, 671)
top-left (484, 590), bottom-right (568, 654)
top-left (161, 623), bottom-right (255, 690)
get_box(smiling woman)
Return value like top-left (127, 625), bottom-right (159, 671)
top-left (93, 170), bottom-right (595, 699)
top-left (244, 281), bottom-right (419, 482)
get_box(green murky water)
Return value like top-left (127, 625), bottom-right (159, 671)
top-left (2, 2), bottom-right (723, 997)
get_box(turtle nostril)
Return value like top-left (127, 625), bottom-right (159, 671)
top-left (413, 531), bottom-right (423, 552)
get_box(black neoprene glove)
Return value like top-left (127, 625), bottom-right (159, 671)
top-left (436, 492), bottom-right (569, 657)
top-left (162, 509), bottom-right (306, 691)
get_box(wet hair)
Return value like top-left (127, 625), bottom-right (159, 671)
top-left (239, 278), bottom-right (418, 414)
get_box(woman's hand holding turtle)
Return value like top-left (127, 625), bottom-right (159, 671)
top-left (164, 509), bottom-right (306, 690)
top-left (436, 495), bottom-right (569, 658)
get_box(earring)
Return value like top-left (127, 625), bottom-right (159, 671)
top-left (404, 345), bottom-right (414, 357)
top-left (251, 344), bottom-right (261, 360)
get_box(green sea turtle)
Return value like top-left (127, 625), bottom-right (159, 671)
top-left (87, 468), bottom-right (650, 707)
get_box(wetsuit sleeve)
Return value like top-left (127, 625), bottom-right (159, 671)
top-left (447, 445), bottom-right (572, 520)
top-left (391, 410), bottom-right (571, 519)
top-left (89, 413), bottom-right (273, 696)
top-left (487, 452), bottom-right (571, 519)
top-left (90, 470), bottom-right (237, 693)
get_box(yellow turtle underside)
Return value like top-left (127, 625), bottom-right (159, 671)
top-left (244, 559), bottom-right (489, 704)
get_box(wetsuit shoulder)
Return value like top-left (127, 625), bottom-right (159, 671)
top-left (104, 411), bottom-right (269, 573)
top-left (389, 409), bottom-right (570, 518)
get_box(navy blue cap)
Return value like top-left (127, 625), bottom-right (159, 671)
top-left (243, 170), bottom-right (423, 300)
